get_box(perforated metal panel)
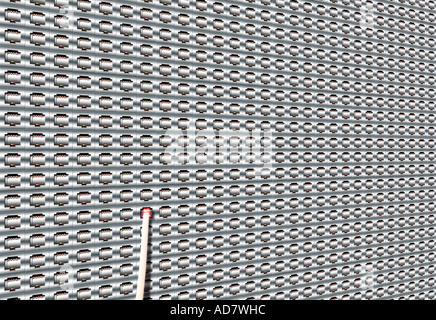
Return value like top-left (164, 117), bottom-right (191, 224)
top-left (0, 0), bottom-right (143, 300)
top-left (1, 0), bottom-right (436, 300)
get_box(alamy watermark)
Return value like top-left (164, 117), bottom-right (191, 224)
top-left (360, 2), bottom-right (375, 28)
top-left (57, 264), bottom-right (75, 292)
top-left (160, 125), bottom-right (274, 174)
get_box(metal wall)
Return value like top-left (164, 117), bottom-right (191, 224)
top-left (1, 0), bottom-right (436, 300)
top-left (0, 0), bottom-right (143, 300)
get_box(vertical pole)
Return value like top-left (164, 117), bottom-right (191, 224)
top-left (136, 208), bottom-right (151, 300)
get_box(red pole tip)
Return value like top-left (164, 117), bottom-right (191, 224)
top-left (140, 207), bottom-right (152, 219)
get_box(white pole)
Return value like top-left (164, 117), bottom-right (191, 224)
top-left (136, 208), bottom-right (151, 300)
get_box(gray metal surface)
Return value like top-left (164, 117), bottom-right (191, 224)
top-left (1, 0), bottom-right (436, 300)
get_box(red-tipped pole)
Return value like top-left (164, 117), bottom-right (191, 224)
top-left (136, 207), bottom-right (152, 300)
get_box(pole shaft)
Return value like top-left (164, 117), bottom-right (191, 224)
top-left (135, 214), bottom-right (150, 300)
